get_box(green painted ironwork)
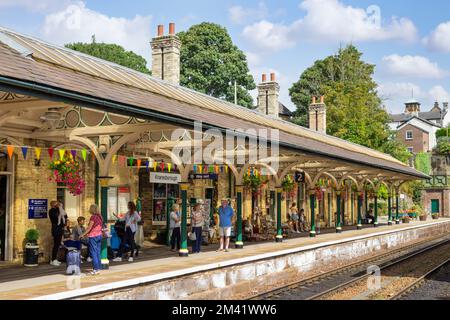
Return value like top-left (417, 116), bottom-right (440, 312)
top-left (424, 175), bottom-right (450, 188)
top-left (357, 196), bottom-right (362, 227)
top-left (236, 188), bottom-right (243, 248)
top-left (374, 196), bottom-right (378, 226)
top-left (388, 196), bottom-right (392, 223)
top-left (180, 187), bottom-right (188, 256)
top-left (100, 186), bottom-right (108, 268)
top-left (310, 194), bottom-right (316, 237)
top-left (276, 190), bottom-right (282, 238)
top-left (336, 193), bottom-right (342, 232)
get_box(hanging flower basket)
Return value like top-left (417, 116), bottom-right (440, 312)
top-left (282, 175), bottom-right (295, 192)
top-left (49, 152), bottom-right (85, 196)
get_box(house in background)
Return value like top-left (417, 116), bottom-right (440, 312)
top-left (389, 99), bottom-right (449, 154)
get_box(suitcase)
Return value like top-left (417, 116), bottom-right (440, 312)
top-left (66, 250), bottom-right (81, 275)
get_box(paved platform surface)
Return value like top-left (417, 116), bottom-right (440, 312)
top-left (0, 219), bottom-right (448, 300)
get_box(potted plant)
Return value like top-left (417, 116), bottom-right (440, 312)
top-left (24, 229), bottom-right (40, 267)
top-left (432, 213), bottom-right (439, 220)
top-left (402, 215), bottom-right (411, 224)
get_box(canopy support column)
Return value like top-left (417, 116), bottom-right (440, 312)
top-left (235, 185), bottom-right (244, 249)
top-left (388, 194), bottom-right (393, 226)
top-left (357, 192), bottom-right (363, 230)
top-left (309, 191), bottom-right (316, 238)
top-left (336, 191), bottom-right (342, 233)
top-left (179, 182), bottom-right (190, 257)
top-left (276, 187), bottom-right (283, 243)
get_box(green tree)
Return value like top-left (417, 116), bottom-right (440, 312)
top-left (178, 22), bottom-right (256, 108)
top-left (65, 35), bottom-right (151, 74)
top-left (289, 45), bottom-right (409, 162)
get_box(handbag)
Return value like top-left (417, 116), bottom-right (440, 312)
top-left (188, 231), bottom-right (196, 241)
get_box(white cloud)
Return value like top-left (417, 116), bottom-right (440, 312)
top-left (229, 2), bottom-right (268, 25)
top-left (382, 55), bottom-right (447, 79)
top-left (241, 0), bottom-right (417, 52)
top-left (242, 20), bottom-right (296, 52)
top-left (429, 86), bottom-right (450, 103)
top-left (423, 22), bottom-right (450, 53)
top-left (40, 1), bottom-right (152, 62)
top-left (0, 0), bottom-right (71, 13)
top-left (378, 82), bottom-right (424, 102)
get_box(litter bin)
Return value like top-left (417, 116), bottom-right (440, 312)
top-left (24, 242), bottom-right (39, 267)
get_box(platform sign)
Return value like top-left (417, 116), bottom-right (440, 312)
top-left (150, 172), bottom-right (181, 184)
top-left (28, 199), bottom-right (48, 219)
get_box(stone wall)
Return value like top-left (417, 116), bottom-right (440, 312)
top-left (84, 220), bottom-right (450, 300)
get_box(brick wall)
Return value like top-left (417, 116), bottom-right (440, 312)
top-left (397, 124), bottom-right (429, 153)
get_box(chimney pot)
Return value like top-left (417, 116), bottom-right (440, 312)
top-left (157, 25), bottom-right (164, 37)
top-left (312, 96), bottom-right (316, 104)
top-left (262, 74), bottom-right (267, 82)
top-left (320, 95), bottom-right (324, 104)
top-left (270, 73), bottom-right (276, 82)
top-left (169, 23), bottom-right (175, 35)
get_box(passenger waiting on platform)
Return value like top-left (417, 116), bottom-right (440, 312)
top-left (49, 201), bottom-right (68, 266)
top-left (80, 204), bottom-right (103, 275)
top-left (290, 203), bottom-right (300, 233)
top-left (72, 216), bottom-right (90, 262)
top-left (299, 209), bottom-right (306, 232)
top-left (169, 204), bottom-right (181, 252)
top-left (217, 199), bottom-right (234, 252)
top-left (191, 203), bottom-right (204, 253)
top-left (113, 202), bottom-right (141, 262)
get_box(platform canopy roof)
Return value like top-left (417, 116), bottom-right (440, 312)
top-left (0, 26), bottom-right (428, 180)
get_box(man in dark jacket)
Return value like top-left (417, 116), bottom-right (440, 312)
top-left (49, 201), bottom-right (67, 266)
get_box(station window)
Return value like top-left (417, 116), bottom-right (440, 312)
top-left (107, 186), bottom-right (131, 221)
top-left (152, 183), bottom-right (179, 225)
top-left (406, 130), bottom-right (413, 140)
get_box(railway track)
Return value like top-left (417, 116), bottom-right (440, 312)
top-left (390, 258), bottom-right (450, 300)
top-left (250, 235), bottom-right (450, 300)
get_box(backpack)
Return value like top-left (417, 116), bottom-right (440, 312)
top-left (66, 250), bottom-right (81, 275)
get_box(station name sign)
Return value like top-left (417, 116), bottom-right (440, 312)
top-left (28, 199), bottom-right (48, 219)
top-left (150, 172), bottom-right (181, 184)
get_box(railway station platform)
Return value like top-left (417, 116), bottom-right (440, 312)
top-left (1, 219), bottom-right (449, 300)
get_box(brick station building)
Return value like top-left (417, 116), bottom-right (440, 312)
top-left (0, 24), bottom-right (429, 264)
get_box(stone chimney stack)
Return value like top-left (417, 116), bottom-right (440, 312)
top-left (151, 23), bottom-right (181, 85)
top-left (309, 96), bottom-right (327, 134)
top-left (257, 73), bottom-right (280, 118)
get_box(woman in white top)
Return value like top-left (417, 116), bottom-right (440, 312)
top-left (170, 203), bottom-right (181, 252)
top-left (113, 201), bottom-right (141, 262)
top-left (191, 203), bottom-right (205, 253)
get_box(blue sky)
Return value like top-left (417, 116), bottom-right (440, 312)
top-left (1, 0), bottom-right (449, 114)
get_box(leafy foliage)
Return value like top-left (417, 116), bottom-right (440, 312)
top-left (243, 174), bottom-right (263, 192)
top-left (436, 137), bottom-right (450, 155)
top-left (281, 175), bottom-right (295, 192)
top-left (436, 127), bottom-right (450, 139)
top-left (65, 36), bottom-right (151, 74)
top-left (178, 23), bottom-right (256, 108)
top-left (414, 152), bottom-right (431, 175)
top-left (25, 229), bottom-right (39, 242)
top-left (289, 45), bottom-right (409, 163)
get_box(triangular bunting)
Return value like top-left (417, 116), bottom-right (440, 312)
top-left (128, 157), bottom-right (134, 167)
top-left (137, 159), bottom-right (142, 170)
top-left (112, 155), bottom-right (117, 165)
top-left (167, 163), bottom-right (172, 172)
top-left (153, 161), bottom-right (158, 172)
top-left (21, 146), bottom-right (28, 160)
top-left (59, 149), bottom-right (65, 161)
top-left (81, 149), bottom-right (87, 162)
top-left (6, 145), bottom-right (14, 160)
top-left (146, 160), bottom-right (150, 172)
top-left (48, 147), bottom-right (54, 160)
top-left (34, 147), bottom-right (41, 161)
top-left (71, 150), bottom-right (77, 159)
top-left (160, 162), bottom-right (165, 172)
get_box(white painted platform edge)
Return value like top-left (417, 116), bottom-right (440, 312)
top-left (30, 219), bottom-right (450, 300)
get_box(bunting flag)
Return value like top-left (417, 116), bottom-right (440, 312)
top-left (21, 146), bottom-right (28, 160)
top-left (153, 161), bottom-right (158, 172)
top-left (193, 164), bottom-right (197, 173)
top-left (215, 165), bottom-right (219, 174)
top-left (146, 160), bottom-right (150, 172)
top-left (119, 156), bottom-right (126, 167)
top-left (128, 157), bottom-right (134, 167)
top-left (34, 147), bottom-right (41, 161)
top-left (167, 163), bottom-right (172, 172)
top-left (160, 162), bottom-right (165, 172)
top-left (198, 165), bottom-right (202, 173)
top-left (59, 149), bottom-right (65, 161)
top-left (225, 165), bottom-right (228, 174)
top-left (48, 147), bottom-right (54, 160)
top-left (6, 145), bottom-right (14, 160)
top-left (81, 149), bottom-right (87, 162)
top-left (112, 155), bottom-right (117, 165)
top-left (71, 150), bottom-right (77, 159)
top-left (137, 159), bottom-right (142, 170)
